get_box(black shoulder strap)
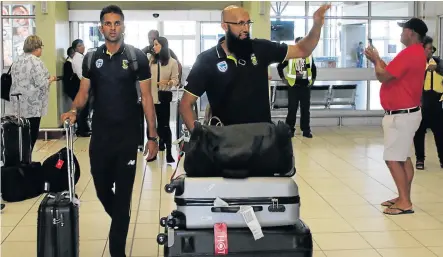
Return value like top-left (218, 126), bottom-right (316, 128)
top-left (124, 44), bottom-right (138, 73)
top-left (87, 46), bottom-right (102, 73)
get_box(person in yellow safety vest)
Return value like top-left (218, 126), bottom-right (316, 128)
top-left (413, 36), bottom-right (443, 170)
top-left (277, 36), bottom-right (317, 138)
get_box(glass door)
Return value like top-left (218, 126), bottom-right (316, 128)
top-left (77, 21), bottom-right (158, 52)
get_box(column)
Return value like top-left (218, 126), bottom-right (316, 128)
top-left (242, 1), bottom-right (271, 40)
top-left (34, 1), bottom-right (69, 128)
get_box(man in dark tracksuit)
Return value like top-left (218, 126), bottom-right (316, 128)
top-left (413, 37), bottom-right (443, 170)
top-left (277, 37), bottom-right (317, 138)
top-left (61, 5), bottom-right (158, 257)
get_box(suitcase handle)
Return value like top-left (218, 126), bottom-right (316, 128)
top-left (211, 206), bottom-right (263, 213)
top-left (63, 119), bottom-right (76, 203)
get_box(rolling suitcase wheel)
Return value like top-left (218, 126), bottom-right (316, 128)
top-left (164, 183), bottom-right (175, 193)
top-left (160, 217), bottom-right (167, 227)
top-left (157, 233), bottom-right (167, 245)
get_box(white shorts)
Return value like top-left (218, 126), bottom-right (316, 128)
top-left (382, 110), bottom-right (422, 161)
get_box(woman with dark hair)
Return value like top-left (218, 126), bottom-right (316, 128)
top-left (149, 36), bottom-right (179, 163)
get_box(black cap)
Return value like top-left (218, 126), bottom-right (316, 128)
top-left (398, 18), bottom-right (428, 37)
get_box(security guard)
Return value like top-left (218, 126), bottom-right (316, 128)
top-left (61, 5), bottom-right (158, 257)
top-left (277, 37), bottom-right (317, 138)
top-left (413, 37), bottom-right (443, 170)
top-left (180, 5), bottom-right (330, 130)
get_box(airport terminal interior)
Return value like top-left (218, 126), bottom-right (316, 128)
top-left (1, 1), bottom-right (443, 256)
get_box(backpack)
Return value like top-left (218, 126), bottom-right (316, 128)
top-left (1, 66), bottom-right (13, 101)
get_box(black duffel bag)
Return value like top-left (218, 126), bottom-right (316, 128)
top-left (183, 121), bottom-right (295, 178)
top-left (1, 162), bottom-right (45, 202)
top-left (42, 147), bottom-right (81, 193)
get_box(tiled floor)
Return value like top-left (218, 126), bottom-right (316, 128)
top-left (2, 125), bottom-right (443, 257)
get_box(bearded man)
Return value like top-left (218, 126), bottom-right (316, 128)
top-left (179, 5), bottom-right (330, 129)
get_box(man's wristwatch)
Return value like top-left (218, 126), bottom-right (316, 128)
top-left (147, 136), bottom-right (159, 143)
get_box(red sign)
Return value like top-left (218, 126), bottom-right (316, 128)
top-left (214, 223), bottom-right (228, 255)
top-left (55, 159), bottom-right (64, 169)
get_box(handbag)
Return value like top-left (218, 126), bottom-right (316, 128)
top-left (157, 62), bottom-right (173, 103)
top-left (183, 121), bottom-right (295, 178)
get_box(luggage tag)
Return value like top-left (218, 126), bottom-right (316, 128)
top-left (55, 159), bottom-right (64, 169)
top-left (55, 153), bottom-right (64, 169)
top-left (214, 223), bottom-right (228, 255)
top-left (238, 206), bottom-right (264, 240)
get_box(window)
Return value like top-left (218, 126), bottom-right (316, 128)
top-left (369, 20), bottom-right (405, 65)
top-left (78, 21), bottom-right (158, 53)
top-left (308, 1), bottom-right (369, 17)
top-left (307, 19), bottom-right (368, 68)
top-left (271, 1), bottom-right (306, 17)
top-left (370, 2), bottom-right (414, 17)
top-left (200, 22), bottom-right (225, 52)
top-left (369, 80), bottom-right (382, 110)
top-left (2, 2), bottom-right (36, 68)
top-left (164, 21), bottom-right (197, 67)
top-left (164, 21), bottom-right (196, 36)
top-left (123, 21), bottom-right (158, 49)
top-left (78, 22), bottom-right (104, 52)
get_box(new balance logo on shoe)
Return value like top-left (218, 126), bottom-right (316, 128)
top-left (127, 160), bottom-right (136, 166)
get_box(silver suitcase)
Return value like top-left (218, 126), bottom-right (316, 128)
top-left (162, 175), bottom-right (300, 229)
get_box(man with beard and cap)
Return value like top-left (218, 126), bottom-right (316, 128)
top-left (61, 5), bottom-right (158, 257)
top-left (142, 30), bottom-right (182, 81)
top-left (180, 4), bottom-right (330, 129)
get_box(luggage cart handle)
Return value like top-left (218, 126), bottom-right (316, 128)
top-left (63, 119), bottom-right (76, 203)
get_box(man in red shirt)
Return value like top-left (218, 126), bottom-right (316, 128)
top-left (365, 18), bottom-right (428, 215)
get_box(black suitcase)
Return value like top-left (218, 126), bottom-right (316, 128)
top-left (157, 219), bottom-right (313, 257)
top-left (1, 162), bottom-right (44, 202)
top-left (1, 93), bottom-right (32, 167)
top-left (37, 120), bottom-right (79, 257)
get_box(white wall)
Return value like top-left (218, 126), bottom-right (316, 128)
top-left (343, 2), bottom-right (414, 17)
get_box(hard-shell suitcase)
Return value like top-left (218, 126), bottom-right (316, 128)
top-left (157, 219), bottom-right (313, 257)
top-left (163, 175), bottom-right (300, 229)
top-left (1, 93), bottom-right (32, 167)
top-left (37, 119), bottom-right (79, 257)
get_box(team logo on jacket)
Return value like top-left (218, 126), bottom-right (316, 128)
top-left (251, 54), bottom-right (258, 66)
top-left (217, 61), bottom-right (228, 72)
top-left (95, 59), bottom-right (103, 68)
top-left (122, 59), bottom-right (129, 69)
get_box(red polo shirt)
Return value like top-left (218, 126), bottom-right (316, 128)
top-left (380, 43), bottom-right (427, 110)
